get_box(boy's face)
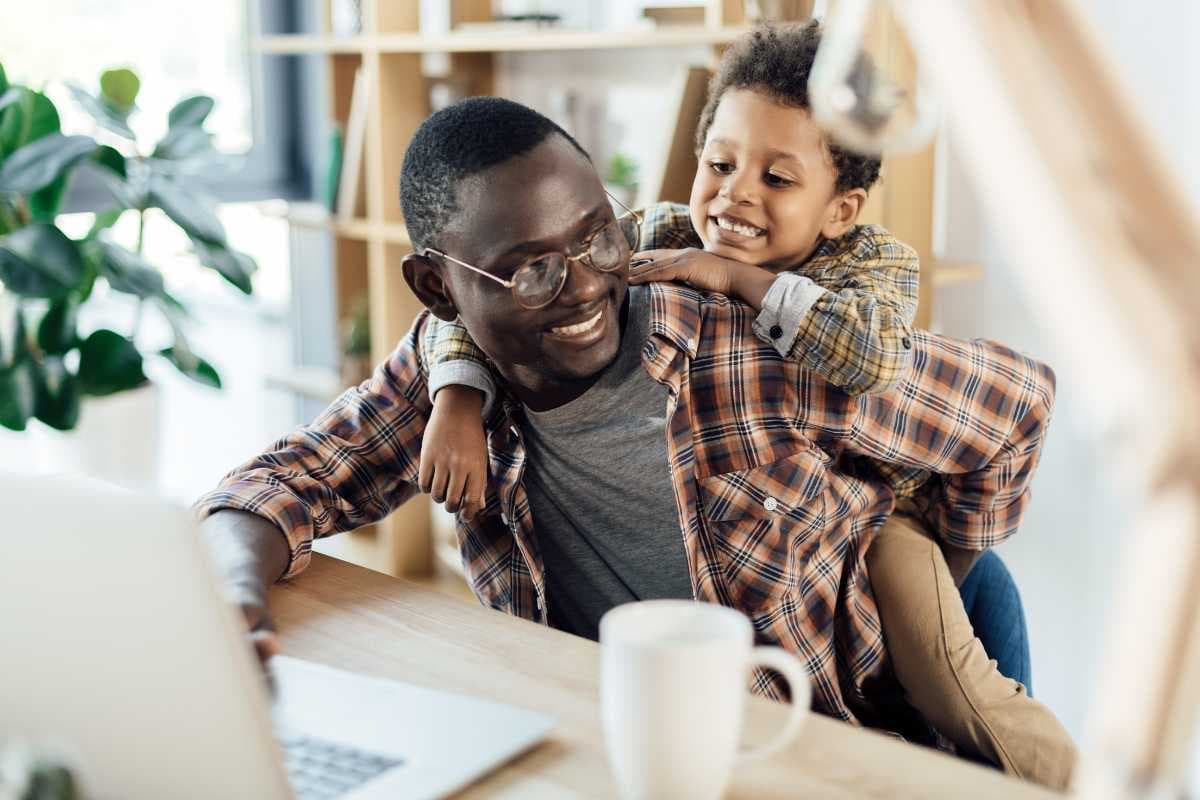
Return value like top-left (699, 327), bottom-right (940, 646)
top-left (690, 88), bottom-right (852, 270)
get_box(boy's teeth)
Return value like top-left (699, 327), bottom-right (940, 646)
top-left (717, 216), bottom-right (764, 237)
top-left (552, 309), bottom-right (603, 336)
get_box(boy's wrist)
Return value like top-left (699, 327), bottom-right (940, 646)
top-left (727, 262), bottom-right (779, 311)
top-left (434, 384), bottom-right (485, 412)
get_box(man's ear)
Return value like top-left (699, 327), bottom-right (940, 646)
top-left (402, 252), bottom-right (459, 322)
top-left (820, 187), bottom-right (869, 240)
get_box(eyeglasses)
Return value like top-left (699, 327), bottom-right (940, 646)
top-left (424, 192), bottom-right (643, 310)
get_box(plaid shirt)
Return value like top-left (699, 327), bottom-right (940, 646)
top-left (428, 202), bottom-right (929, 496)
top-left (197, 260), bottom-right (1055, 725)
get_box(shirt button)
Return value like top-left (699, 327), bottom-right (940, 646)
top-left (769, 325), bottom-right (784, 340)
top-left (902, 336), bottom-right (912, 349)
top-left (500, 512), bottom-right (509, 525)
top-left (763, 496), bottom-right (779, 512)
top-left (687, 338), bottom-right (697, 351)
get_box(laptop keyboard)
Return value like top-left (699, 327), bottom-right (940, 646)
top-left (280, 733), bottom-right (404, 799)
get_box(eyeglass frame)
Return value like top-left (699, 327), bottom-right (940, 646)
top-left (422, 190), bottom-right (643, 310)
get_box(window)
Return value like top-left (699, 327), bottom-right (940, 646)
top-left (0, 1), bottom-right (303, 202)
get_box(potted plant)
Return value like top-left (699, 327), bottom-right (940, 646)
top-left (605, 151), bottom-right (639, 211)
top-left (0, 62), bottom-right (256, 479)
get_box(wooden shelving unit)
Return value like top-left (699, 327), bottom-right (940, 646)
top-left (257, 0), bottom-right (961, 578)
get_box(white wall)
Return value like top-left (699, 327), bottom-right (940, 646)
top-left (930, 0), bottom-right (1200, 755)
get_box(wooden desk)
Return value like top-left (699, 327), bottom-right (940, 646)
top-left (272, 555), bottom-right (1056, 799)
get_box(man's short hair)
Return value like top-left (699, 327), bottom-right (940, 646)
top-left (696, 21), bottom-right (882, 194)
top-left (400, 97), bottom-right (589, 253)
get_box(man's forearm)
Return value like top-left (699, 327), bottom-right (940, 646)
top-left (201, 509), bottom-right (292, 600)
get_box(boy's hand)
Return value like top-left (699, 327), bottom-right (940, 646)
top-left (628, 248), bottom-right (737, 294)
top-left (419, 385), bottom-right (489, 519)
top-left (628, 248), bottom-right (776, 310)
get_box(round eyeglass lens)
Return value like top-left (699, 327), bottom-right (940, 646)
top-left (514, 255), bottom-right (567, 308)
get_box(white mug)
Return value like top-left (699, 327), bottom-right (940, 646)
top-left (599, 600), bottom-right (811, 800)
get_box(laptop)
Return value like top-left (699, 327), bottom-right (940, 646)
top-left (0, 474), bottom-right (554, 799)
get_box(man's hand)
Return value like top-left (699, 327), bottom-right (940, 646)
top-left (201, 510), bottom-right (291, 666)
top-left (419, 385), bottom-right (489, 519)
top-left (628, 248), bottom-right (738, 295)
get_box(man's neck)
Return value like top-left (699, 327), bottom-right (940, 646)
top-left (500, 294), bottom-right (632, 413)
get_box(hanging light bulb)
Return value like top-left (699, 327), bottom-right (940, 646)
top-left (809, 0), bottom-right (939, 155)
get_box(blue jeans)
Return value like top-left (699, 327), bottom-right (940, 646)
top-left (958, 551), bottom-right (1032, 694)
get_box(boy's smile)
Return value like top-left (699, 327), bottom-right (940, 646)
top-left (691, 88), bottom-right (855, 271)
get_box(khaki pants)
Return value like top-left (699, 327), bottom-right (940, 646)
top-left (866, 508), bottom-right (1078, 791)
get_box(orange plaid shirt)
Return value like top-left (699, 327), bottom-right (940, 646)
top-left (197, 208), bottom-right (1055, 725)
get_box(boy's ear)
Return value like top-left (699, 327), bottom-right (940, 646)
top-left (402, 252), bottom-right (459, 322)
top-left (820, 188), bottom-right (869, 240)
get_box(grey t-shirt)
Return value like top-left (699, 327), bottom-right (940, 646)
top-left (521, 286), bottom-right (693, 640)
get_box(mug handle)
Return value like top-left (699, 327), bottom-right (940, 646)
top-left (735, 646), bottom-right (812, 764)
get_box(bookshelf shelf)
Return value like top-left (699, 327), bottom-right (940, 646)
top-left (254, 27), bottom-right (750, 55)
top-left (931, 259), bottom-right (985, 289)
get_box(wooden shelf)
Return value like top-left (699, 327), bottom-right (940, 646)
top-left (254, 26), bottom-right (749, 55)
top-left (284, 207), bottom-right (410, 246)
top-left (255, 35), bottom-right (368, 54)
top-left (931, 259), bottom-right (985, 289)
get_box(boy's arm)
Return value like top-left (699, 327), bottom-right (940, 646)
top-left (750, 231), bottom-right (919, 395)
top-left (423, 314), bottom-right (499, 417)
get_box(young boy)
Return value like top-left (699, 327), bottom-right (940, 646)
top-left (416, 22), bottom-right (1074, 788)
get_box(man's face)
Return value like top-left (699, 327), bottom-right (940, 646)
top-left (436, 135), bottom-right (627, 407)
top-left (690, 88), bottom-right (842, 270)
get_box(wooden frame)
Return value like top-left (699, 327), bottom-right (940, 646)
top-left (893, 0), bottom-right (1200, 795)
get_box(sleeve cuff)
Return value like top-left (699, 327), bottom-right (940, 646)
top-left (427, 359), bottom-right (498, 419)
top-left (752, 273), bottom-right (827, 358)
top-left (194, 483), bottom-right (314, 579)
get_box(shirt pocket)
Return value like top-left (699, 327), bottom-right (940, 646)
top-left (697, 448), bottom-right (828, 616)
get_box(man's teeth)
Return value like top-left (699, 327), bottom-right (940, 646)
top-left (552, 309), bottom-right (603, 336)
top-left (717, 216), bottom-right (765, 237)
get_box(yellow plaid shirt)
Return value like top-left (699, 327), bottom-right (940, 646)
top-left (197, 238), bottom-right (1056, 726)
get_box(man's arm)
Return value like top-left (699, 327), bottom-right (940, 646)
top-left (194, 313), bottom-right (437, 637)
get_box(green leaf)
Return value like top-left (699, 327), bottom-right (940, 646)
top-left (0, 62), bottom-right (7, 94)
top-left (0, 88), bottom-right (19, 114)
top-left (87, 208), bottom-right (124, 238)
top-left (91, 144), bottom-right (127, 178)
top-left (0, 133), bottom-right (95, 195)
top-left (152, 125), bottom-right (214, 161)
top-left (0, 357), bottom-right (35, 430)
top-left (100, 68), bottom-right (140, 111)
top-left (37, 298), bottom-right (79, 355)
top-left (66, 82), bottom-right (135, 139)
top-left (149, 174), bottom-right (225, 244)
top-left (29, 173), bottom-right (69, 221)
top-left (33, 355), bottom-right (81, 430)
top-left (77, 329), bottom-right (147, 396)
top-left (98, 239), bottom-right (164, 297)
top-left (160, 346), bottom-right (221, 388)
top-left (0, 223), bottom-right (85, 299)
top-left (192, 240), bottom-right (256, 294)
top-left (0, 88), bottom-right (61, 157)
top-left (168, 95), bottom-right (215, 129)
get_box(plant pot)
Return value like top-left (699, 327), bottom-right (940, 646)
top-left (29, 384), bottom-right (160, 490)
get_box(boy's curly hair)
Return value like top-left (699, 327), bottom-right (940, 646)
top-left (696, 21), bottom-right (882, 194)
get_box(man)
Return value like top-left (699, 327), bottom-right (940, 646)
top-left (199, 97), bottom-right (1062, 770)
